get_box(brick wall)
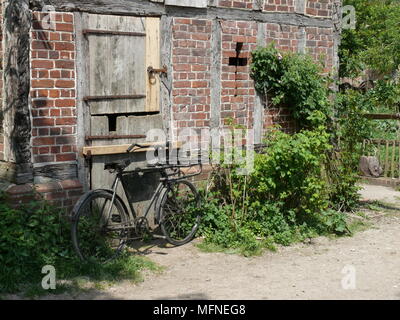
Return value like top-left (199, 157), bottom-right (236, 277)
top-left (171, 18), bottom-right (212, 148)
top-left (218, 0), bottom-right (254, 10)
top-left (305, 26), bottom-right (335, 73)
top-left (6, 179), bottom-right (83, 211)
top-left (263, 0), bottom-right (295, 13)
top-left (217, 0), bottom-right (296, 12)
top-left (2, 11), bottom-right (82, 212)
top-left (170, 15), bottom-right (335, 141)
top-left (30, 12), bottom-right (77, 164)
top-left (264, 23), bottom-right (300, 132)
top-left (1, 2), bottom-right (336, 210)
top-left (306, 0), bottom-right (334, 18)
top-left (220, 20), bottom-right (257, 129)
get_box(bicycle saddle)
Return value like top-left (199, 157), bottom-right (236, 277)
top-left (104, 160), bottom-right (131, 171)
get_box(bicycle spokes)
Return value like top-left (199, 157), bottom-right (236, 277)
top-left (161, 182), bottom-right (201, 243)
top-left (75, 195), bottom-right (128, 263)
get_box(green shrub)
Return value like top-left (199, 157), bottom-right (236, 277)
top-left (0, 192), bottom-right (158, 295)
top-left (251, 44), bottom-right (362, 213)
top-left (251, 44), bottom-right (331, 129)
top-left (199, 128), bottom-right (350, 255)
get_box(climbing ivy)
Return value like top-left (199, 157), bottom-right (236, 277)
top-left (250, 43), bottom-right (332, 130)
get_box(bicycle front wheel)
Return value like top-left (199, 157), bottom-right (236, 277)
top-left (71, 190), bottom-right (129, 263)
top-left (159, 180), bottom-right (201, 246)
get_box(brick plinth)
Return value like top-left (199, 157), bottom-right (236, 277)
top-left (5, 179), bottom-right (83, 213)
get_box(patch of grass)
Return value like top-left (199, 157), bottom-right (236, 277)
top-left (196, 236), bottom-right (277, 257)
top-left (196, 241), bottom-right (241, 255)
top-left (0, 192), bottom-right (161, 298)
top-left (361, 200), bottom-right (400, 213)
top-left (9, 254), bottom-right (161, 299)
top-left (347, 219), bottom-right (373, 235)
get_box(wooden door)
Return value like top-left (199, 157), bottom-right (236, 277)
top-left (81, 14), bottom-right (163, 220)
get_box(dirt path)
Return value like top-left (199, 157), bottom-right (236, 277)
top-left (24, 184), bottom-right (400, 299)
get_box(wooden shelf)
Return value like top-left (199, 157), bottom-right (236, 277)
top-left (82, 142), bottom-right (182, 156)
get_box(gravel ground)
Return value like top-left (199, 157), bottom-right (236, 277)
top-left (6, 184), bottom-right (400, 300)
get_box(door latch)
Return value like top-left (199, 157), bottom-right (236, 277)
top-left (147, 65), bottom-right (168, 76)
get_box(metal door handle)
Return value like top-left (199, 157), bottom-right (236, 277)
top-left (147, 65), bottom-right (167, 76)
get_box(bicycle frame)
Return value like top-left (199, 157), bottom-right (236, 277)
top-left (103, 162), bottom-right (203, 233)
top-left (107, 172), bottom-right (164, 225)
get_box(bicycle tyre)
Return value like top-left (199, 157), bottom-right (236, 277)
top-left (71, 190), bottom-right (130, 263)
top-left (159, 180), bottom-right (201, 246)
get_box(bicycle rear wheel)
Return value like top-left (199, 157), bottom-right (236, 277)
top-left (159, 180), bottom-right (201, 246)
top-left (71, 190), bottom-right (129, 263)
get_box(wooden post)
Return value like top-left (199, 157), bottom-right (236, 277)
top-left (397, 141), bottom-right (400, 179)
top-left (384, 140), bottom-right (389, 177)
top-left (2, 0), bottom-right (33, 184)
top-left (391, 140), bottom-right (396, 179)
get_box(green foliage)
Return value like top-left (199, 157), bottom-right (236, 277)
top-left (344, 80), bottom-right (400, 140)
top-left (251, 44), bottom-right (331, 129)
top-left (199, 129), bottom-right (350, 256)
top-left (328, 81), bottom-right (400, 210)
top-left (197, 45), bottom-right (366, 256)
top-left (0, 193), bottom-right (158, 295)
top-left (340, 0), bottom-right (400, 78)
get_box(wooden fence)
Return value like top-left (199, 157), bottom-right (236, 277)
top-left (362, 139), bottom-right (400, 179)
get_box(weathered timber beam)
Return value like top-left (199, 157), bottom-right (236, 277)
top-left (364, 139), bottom-right (400, 145)
top-left (363, 114), bottom-right (400, 120)
top-left (33, 163), bottom-right (78, 182)
top-left (3, 0), bottom-right (33, 184)
top-left (33, 0), bottom-right (334, 28)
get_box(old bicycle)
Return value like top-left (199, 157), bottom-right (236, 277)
top-left (71, 142), bottom-right (203, 263)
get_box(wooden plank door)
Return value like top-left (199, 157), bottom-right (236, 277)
top-left (82, 14), bottom-right (163, 220)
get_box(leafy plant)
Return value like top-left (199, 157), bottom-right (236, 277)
top-left (0, 192), bottom-right (159, 296)
top-left (198, 128), bottom-right (350, 256)
top-left (340, 0), bottom-right (400, 78)
top-left (251, 44), bottom-right (331, 129)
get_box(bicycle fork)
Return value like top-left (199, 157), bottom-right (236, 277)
top-left (99, 176), bottom-right (121, 229)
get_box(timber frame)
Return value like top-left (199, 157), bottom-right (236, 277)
top-left (1, 0), bottom-right (342, 188)
top-left (31, 0), bottom-right (336, 28)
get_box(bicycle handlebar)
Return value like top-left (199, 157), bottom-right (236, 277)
top-left (127, 142), bottom-right (171, 153)
top-left (127, 143), bottom-right (145, 153)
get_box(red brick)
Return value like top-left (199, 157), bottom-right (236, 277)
top-left (54, 99), bottom-right (76, 108)
top-left (56, 23), bottom-right (74, 32)
top-left (192, 81), bottom-right (208, 88)
top-left (55, 60), bottom-right (75, 69)
top-left (32, 79), bottom-right (54, 88)
top-left (50, 128), bottom-right (61, 136)
top-left (192, 113), bottom-right (206, 120)
top-left (32, 60), bottom-right (54, 69)
top-left (55, 80), bottom-right (75, 88)
top-left (49, 51), bottom-right (60, 59)
top-left (63, 14), bottom-right (74, 23)
top-left (35, 182), bottom-right (61, 193)
top-left (54, 42), bottom-right (75, 51)
top-left (50, 109), bottom-right (61, 117)
top-left (56, 153), bottom-right (76, 162)
top-left (55, 117), bottom-right (76, 125)
top-left (33, 137), bottom-right (55, 146)
top-left (50, 70), bottom-right (61, 78)
top-left (56, 136), bottom-right (76, 145)
top-left (51, 146), bottom-right (61, 154)
top-left (47, 90), bottom-right (60, 98)
top-left (60, 179), bottom-right (82, 190)
top-left (49, 32), bottom-right (61, 41)
top-left (32, 41), bottom-right (53, 50)
top-left (38, 147), bottom-right (50, 154)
